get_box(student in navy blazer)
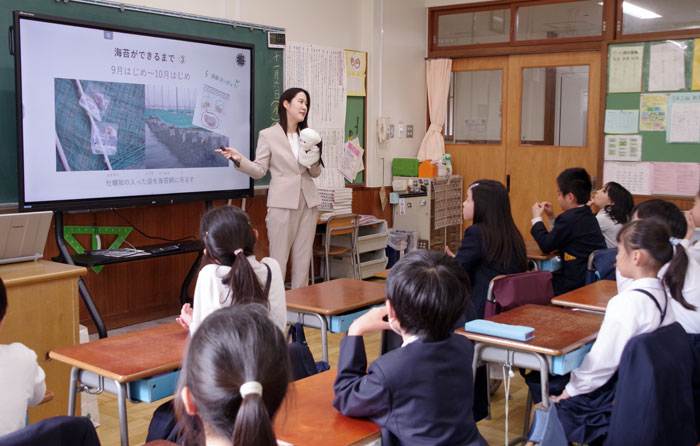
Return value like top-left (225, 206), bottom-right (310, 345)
top-left (333, 250), bottom-right (487, 446)
top-left (448, 180), bottom-right (527, 318)
top-left (531, 167), bottom-right (606, 295)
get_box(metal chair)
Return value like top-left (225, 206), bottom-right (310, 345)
top-left (483, 270), bottom-right (555, 446)
top-left (311, 214), bottom-right (361, 283)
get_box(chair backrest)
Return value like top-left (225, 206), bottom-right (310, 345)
top-left (324, 214), bottom-right (359, 245)
top-left (605, 323), bottom-right (697, 446)
top-left (689, 333), bottom-right (700, 441)
top-left (484, 270), bottom-right (554, 318)
top-left (584, 248), bottom-right (617, 285)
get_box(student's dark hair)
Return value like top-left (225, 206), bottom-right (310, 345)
top-left (200, 206), bottom-right (268, 308)
top-left (277, 88), bottom-right (310, 134)
top-left (0, 278), bottom-right (7, 321)
top-left (632, 199), bottom-right (687, 239)
top-left (603, 181), bottom-right (634, 225)
top-left (556, 167), bottom-right (592, 205)
top-left (386, 250), bottom-right (470, 341)
top-left (617, 219), bottom-right (695, 310)
top-left (175, 304), bottom-right (290, 446)
top-left (471, 179), bottom-right (527, 270)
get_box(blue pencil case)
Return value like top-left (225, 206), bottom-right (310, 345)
top-left (464, 319), bottom-right (535, 341)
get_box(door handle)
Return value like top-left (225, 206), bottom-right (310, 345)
top-left (506, 174), bottom-right (511, 192)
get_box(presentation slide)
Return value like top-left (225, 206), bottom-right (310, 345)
top-left (17, 17), bottom-right (252, 207)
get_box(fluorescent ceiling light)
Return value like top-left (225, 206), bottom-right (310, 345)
top-left (622, 2), bottom-right (661, 19)
top-left (596, 2), bottom-right (661, 19)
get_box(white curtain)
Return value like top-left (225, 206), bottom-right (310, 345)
top-left (417, 58), bottom-right (452, 162)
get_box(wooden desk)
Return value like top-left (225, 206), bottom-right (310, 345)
top-left (551, 280), bottom-right (618, 313)
top-left (274, 369), bottom-right (380, 446)
top-left (286, 279), bottom-right (386, 362)
top-left (0, 260), bottom-right (85, 424)
top-left (373, 268), bottom-right (389, 279)
top-left (49, 323), bottom-right (188, 446)
top-left (525, 240), bottom-right (560, 271)
top-left (459, 304), bottom-right (603, 407)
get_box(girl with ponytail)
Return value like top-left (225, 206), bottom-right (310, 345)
top-left (549, 218), bottom-right (691, 444)
top-left (176, 304), bottom-right (290, 446)
top-left (177, 205), bottom-right (286, 334)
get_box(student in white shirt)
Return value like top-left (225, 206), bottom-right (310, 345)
top-left (177, 205), bottom-right (286, 334)
top-left (588, 181), bottom-right (634, 249)
top-left (684, 189), bottom-right (700, 264)
top-left (0, 278), bottom-right (46, 437)
top-left (617, 199), bottom-right (700, 334)
top-left (551, 219), bottom-right (693, 445)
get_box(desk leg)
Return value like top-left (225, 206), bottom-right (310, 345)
top-left (306, 313), bottom-right (329, 363)
top-left (68, 367), bottom-right (79, 416)
top-left (115, 381), bottom-right (130, 446)
top-left (471, 343), bottom-right (486, 383)
top-left (533, 353), bottom-right (550, 409)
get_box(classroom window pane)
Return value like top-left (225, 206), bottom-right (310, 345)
top-left (520, 66), bottom-right (589, 146)
top-left (515, 0), bottom-right (602, 41)
top-left (621, 0), bottom-right (700, 35)
top-left (450, 70), bottom-right (503, 144)
top-left (437, 9), bottom-right (511, 47)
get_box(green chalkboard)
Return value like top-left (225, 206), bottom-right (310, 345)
top-left (606, 40), bottom-right (700, 164)
top-left (0, 0), bottom-right (283, 204)
top-left (345, 95), bottom-right (366, 185)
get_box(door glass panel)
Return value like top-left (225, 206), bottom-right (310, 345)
top-left (515, 0), bottom-right (602, 41)
top-left (451, 70), bottom-right (503, 144)
top-left (437, 9), bottom-right (511, 47)
top-left (521, 65), bottom-right (589, 146)
top-left (622, 0), bottom-right (700, 35)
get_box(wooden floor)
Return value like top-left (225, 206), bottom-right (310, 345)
top-left (95, 324), bottom-right (528, 446)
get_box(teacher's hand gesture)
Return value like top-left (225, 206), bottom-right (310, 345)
top-left (215, 146), bottom-right (243, 165)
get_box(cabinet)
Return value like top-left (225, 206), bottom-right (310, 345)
top-left (392, 175), bottom-right (463, 253)
top-left (330, 219), bottom-right (389, 279)
top-left (0, 261), bottom-right (85, 424)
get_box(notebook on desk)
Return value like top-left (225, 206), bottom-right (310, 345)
top-left (0, 211), bottom-right (52, 265)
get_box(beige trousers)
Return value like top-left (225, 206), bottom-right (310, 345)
top-left (266, 194), bottom-right (319, 289)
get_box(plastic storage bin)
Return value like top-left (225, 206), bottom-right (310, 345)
top-left (128, 370), bottom-right (181, 403)
top-left (392, 158), bottom-right (419, 177)
top-left (385, 229), bottom-right (417, 268)
top-left (330, 249), bottom-right (388, 280)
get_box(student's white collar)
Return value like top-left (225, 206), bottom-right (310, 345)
top-left (401, 335), bottom-right (419, 347)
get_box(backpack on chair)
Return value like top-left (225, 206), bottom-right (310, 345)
top-left (287, 322), bottom-right (330, 381)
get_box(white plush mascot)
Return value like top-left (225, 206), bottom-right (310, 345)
top-left (298, 128), bottom-right (324, 168)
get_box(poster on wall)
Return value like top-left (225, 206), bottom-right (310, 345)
top-left (639, 94), bottom-right (667, 131)
top-left (608, 45), bottom-right (643, 93)
top-left (667, 93), bottom-right (700, 143)
top-left (648, 41), bottom-right (686, 92)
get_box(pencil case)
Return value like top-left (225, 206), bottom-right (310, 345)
top-left (464, 319), bottom-right (535, 341)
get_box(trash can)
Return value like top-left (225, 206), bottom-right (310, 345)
top-left (386, 230), bottom-right (417, 268)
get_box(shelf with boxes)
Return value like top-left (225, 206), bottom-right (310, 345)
top-left (391, 175), bottom-right (463, 253)
top-left (329, 219), bottom-right (389, 279)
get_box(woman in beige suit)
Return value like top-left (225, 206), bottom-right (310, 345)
top-left (217, 88), bottom-right (322, 289)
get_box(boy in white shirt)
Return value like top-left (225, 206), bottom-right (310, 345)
top-left (0, 278), bottom-right (46, 437)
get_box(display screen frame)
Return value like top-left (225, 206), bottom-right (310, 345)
top-left (13, 10), bottom-right (255, 212)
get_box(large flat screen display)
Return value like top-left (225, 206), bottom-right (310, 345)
top-left (14, 11), bottom-right (254, 211)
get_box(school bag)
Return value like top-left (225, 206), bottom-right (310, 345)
top-left (287, 322), bottom-right (330, 381)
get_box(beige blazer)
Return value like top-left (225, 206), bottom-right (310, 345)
top-left (237, 123), bottom-right (322, 209)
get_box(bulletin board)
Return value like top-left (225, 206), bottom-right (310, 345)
top-left (603, 39), bottom-right (700, 197)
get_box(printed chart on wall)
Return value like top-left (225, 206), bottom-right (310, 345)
top-left (284, 43), bottom-right (366, 216)
top-left (603, 39), bottom-right (700, 197)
